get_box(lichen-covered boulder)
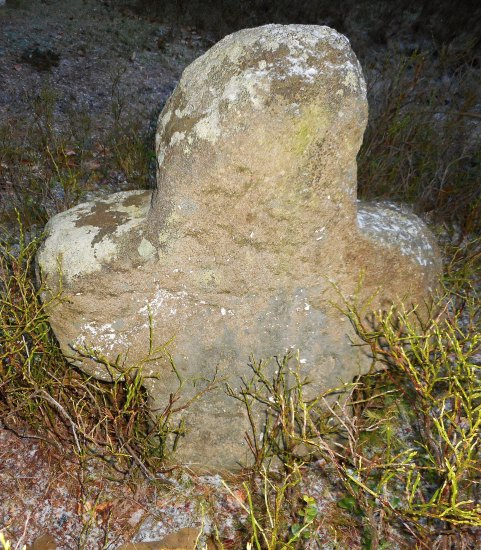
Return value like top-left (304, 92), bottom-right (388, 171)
top-left (37, 24), bottom-right (441, 470)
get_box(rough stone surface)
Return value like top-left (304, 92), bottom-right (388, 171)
top-left (117, 527), bottom-right (214, 550)
top-left (28, 533), bottom-right (57, 550)
top-left (37, 24), bottom-right (441, 470)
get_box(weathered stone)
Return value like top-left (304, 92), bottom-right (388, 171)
top-left (37, 24), bottom-right (441, 470)
top-left (117, 527), bottom-right (215, 550)
top-left (28, 533), bottom-right (57, 550)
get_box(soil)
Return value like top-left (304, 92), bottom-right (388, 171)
top-left (0, 425), bottom-right (248, 549)
top-left (0, 0), bottom-right (211, 130)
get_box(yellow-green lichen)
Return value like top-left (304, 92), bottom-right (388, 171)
top-left (292, 104), bottom-right (330, 155)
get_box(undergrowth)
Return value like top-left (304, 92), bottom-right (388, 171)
top-left (225, 240), bottom-right (481, 549)
top-left (358, 46), bottom-right (481, 235)
top-left (0, 221), bottom-right (198, 480)
top-left (0, 78), bottom-right (156, 234)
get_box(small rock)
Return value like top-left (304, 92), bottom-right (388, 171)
top-left (28, 533), bottom-right (57, 550)
top-left (118, 527), bottom-right (216, 550)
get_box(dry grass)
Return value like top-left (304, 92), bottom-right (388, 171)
top-left (0, 81), bottom-right (155, 235)
top-left (358, 45), bottom-right (481, 236)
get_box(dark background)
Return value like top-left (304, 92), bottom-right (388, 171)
top-left (131, 0), bottom-right (481, 48)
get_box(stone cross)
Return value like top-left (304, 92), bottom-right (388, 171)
top-left (38, 25), bottom-right (440, 470)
